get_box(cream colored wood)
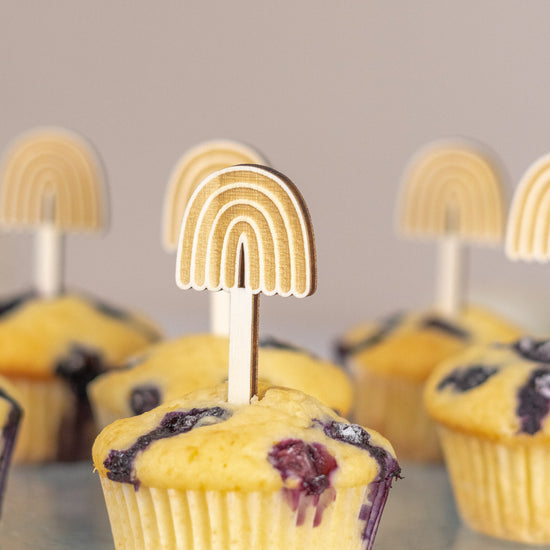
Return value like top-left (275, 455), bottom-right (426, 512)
top-left (397, 139), bottom-right (506, 315)
top-left (175, 164), bottom-right (316, 403)
top-left (506, 153), bottom-right (550, 262)
top-left (164, 140), bottom-right (268, 336)
top-left (228, 288), bottom-right (259, 404)
top-left (163, 140), bottom-right (267, 251)
top-left (436, 235), bottom-right (465, 315)
top-left (35, 224), bottom-right (64, 297)
top-left (176, 165), bottom-right (316, 297)
top-left (0, 127), bottom-right (106, 231)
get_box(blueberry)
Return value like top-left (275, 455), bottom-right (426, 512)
top-left (513, 337), bottom-right (550, 364)
top-left (130, 386), bottom-right (161, 415)
top-left (104, 407), bottom-right (231, 489)
top-left (437, 365), bottom-right (499, 392)
top-left (517, 367), bottom-right (550, 434)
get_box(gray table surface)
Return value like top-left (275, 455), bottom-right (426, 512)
top-left (0, 461), bottom-right (546, 549)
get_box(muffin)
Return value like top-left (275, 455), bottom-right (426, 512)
top-left (0, 291), bottom-right (160, 462)
top-left (337, 306), bottom-right (522, 461)
top-left (0, 375), bottom-right (22, 515)
top-left (93, 384), bottom-right (399, 550)
top-left (89, 334), bottom-right (353, 429)
top-left (425, 336), bottom-right (550, 544)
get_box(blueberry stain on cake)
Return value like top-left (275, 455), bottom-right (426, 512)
top-left (0, 290), bottom-right (35, 318)
top-left (268, 439), bottom-right (338, 527)
top-left (55, 345), bottom-right (111, 461)
top-left (104, 407), bottom-right (231, 489)
top-left (130, 385), bottom-right (162, 415)
top-left (513, 337), bottom-right (550, 364)
top-left (437, 365), bottom-right (499, 392)
top-left (0, 390), bottom-right (22, 516)
top-left (420, 316), bottom-right (469, 340)
top-left (335, 313), bottom-right (403, 361)
top-left (317, 420), bottom-right (400, 548)
top-left (517, 367), bottom-right (550, 435)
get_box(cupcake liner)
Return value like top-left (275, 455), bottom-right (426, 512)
top-left (100, 477), bottom-right (388, 550)
top-left (351, 365), bottom-right (441, 461)
top-left (438, 426), bottom-right (550, 544)
top-left (10, 377), bottom-right (73, 462)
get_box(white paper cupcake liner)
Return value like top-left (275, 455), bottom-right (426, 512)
top-left (439, 426), bottom-right (550, 544)
top-left (100, 477), bottom-right (389, 550)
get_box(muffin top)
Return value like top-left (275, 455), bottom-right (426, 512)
top-left (337, 306), bottom-right (522, 381)
top-left (425, 337), bottom-right (550, 442)
top-left (0, 292), bottom-right (160, 380)
top-left (93, 384), bottom-right (398, 494)
top-left (89, 334), bottom-right (353, 426)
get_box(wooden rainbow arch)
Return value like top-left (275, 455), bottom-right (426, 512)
top-left (176, 165), bottom-right (316, 297)
top-left (398, 140), bottom-right (505, 243)
top-left (163, 140), bottom-right (267, 251)
top-left (506, 153), bottom-right (550, 262)
top-left (0, 127), bottom-right (106, 231)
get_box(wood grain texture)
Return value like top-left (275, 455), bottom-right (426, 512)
top-left (176, 165), bottom-right (316, 298)
top-left (397, 139), bottom-right (505, 243)
top-left (0, 127), bottom-right (106, 231)
top-left (163, 140), bottom-right (267, 251)
top-left (506, 153), bottom-right (550, 262)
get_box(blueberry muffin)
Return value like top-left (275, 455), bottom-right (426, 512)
top-left (93, 384), bottom-right (399, 550)
top-left (425, 337), bottom-right (550, 543)
top-left (337, 306), bottom-right (521, 461)
top-left (0, 292), bottom-right (159, 462)
top-left (89, 334), bottom-right (353, 428)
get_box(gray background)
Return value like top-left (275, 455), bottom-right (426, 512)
top-left (1, 1), bottom-right (549, 353)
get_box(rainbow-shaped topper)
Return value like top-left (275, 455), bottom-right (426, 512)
top-left (176, 164), bottom-right (316, 404)
top-left (0, 127), bottom-right (106, 296)
top-left (164, 140), bottom-right (268, 335)
top-left (506, 153), bottom-right (550, 262)
top-left (398, 139), bottom-right (506, 315)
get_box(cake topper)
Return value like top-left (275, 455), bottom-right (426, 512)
top-left (506, 153), bottom-right (550, 261)
top-left (176, 164), bottom-right (316, 404)
top-left (164, 140), bottom-right (268, 335)
top-left (0, 127), bottom-right (106, 297)
top-left (397, 139), bottom-right (505, 315)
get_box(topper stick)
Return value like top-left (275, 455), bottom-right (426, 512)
top-left (398, 139), bottom-right (505, 316)
top-left (436, 235), bottom-right (464, 315)
top-left (0, 127), bottom-right (106, 297)
top-left (228, 289), bottom-right (259, 403)
top-left (163, 140), bottom-right (268, 335)
top-left (176, 165), bottom-right (316, 403)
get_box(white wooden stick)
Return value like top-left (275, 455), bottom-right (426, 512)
top-left (228, 288), bottom-right (258, 404)
top-left (210, 291), bottom-right (230, 336)
top-left (436, 235), bottom-right (464, 316)
top-left (34, 223), bottom-right (64, 297)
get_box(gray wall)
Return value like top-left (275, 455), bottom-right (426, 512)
top-left (1, 1), bottom-right (549, 353)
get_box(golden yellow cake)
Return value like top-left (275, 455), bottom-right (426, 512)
top-left (337, 306), bottom-right (522, 461)
top-left (0, 375), bottom-right (22, 515)
top-left (93, 384), bottom-right (399, 550)
top-left (89, 334), bottom-right (353, 429)
top-left (0, 292), bottom-right (160, 462)
top-left (425, 337), bottom-right (550, 544)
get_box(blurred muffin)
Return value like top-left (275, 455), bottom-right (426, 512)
top-left (93, 384), bottom-right (399, 550)
top-left (89, 334), bottom-right (353, 428)
top-left (337, 306), bottom-right (522, 461)
top-left (425, 337), bottom-right (550, 543)
top-left (0, 292), bottom-right (159, 462)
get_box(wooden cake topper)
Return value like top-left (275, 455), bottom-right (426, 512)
top-left (398, 139), bottom-right (505, 315)
top-left (506, 153), bottom-right (550, 262)
top-left (176, 164), bottom-right (316, 404)
top-left (164, 140), bottom-right (268, 335)
top-left (0, 127), bottom-right (106, 297)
